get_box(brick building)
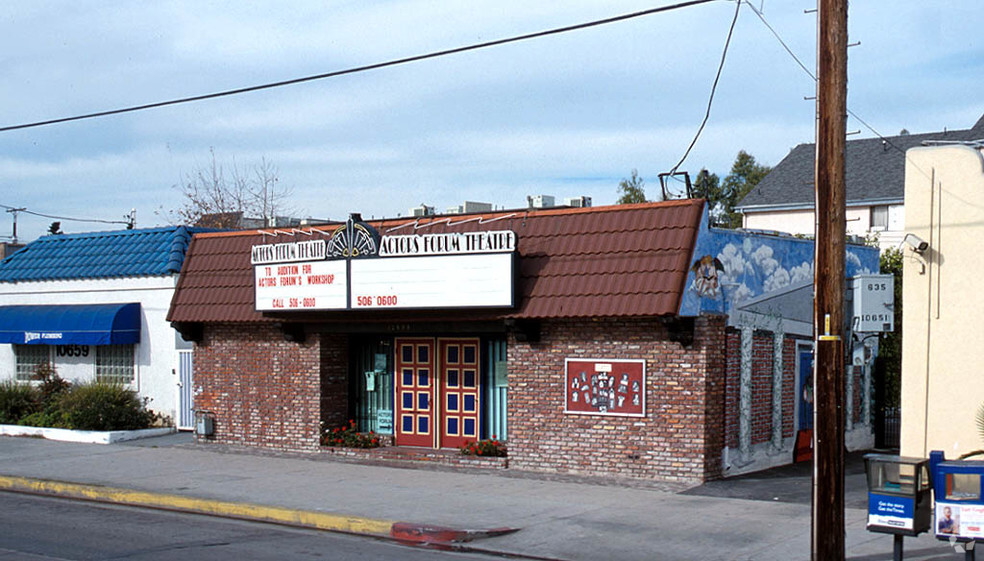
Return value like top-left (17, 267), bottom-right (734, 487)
top-left (168, 200), bottom-right (879, 483)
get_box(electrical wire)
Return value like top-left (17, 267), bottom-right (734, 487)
top-left (667, 0), bottom-right (742, 176)
top-left (0, 203), bottom-right (130, 226)
top-left (743, 1), bottom-right (814, 80)
top-left (742, 1), bottom-right (910, 160)
top-left (0, 0), bottom-right (719, 134)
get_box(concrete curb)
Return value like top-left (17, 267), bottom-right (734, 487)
top-left (0, 425), bottom-right (176, 444)
top-left (0, 475), bottom-right (520, 546)
top-left (0, 474), bottom-right (395, 536)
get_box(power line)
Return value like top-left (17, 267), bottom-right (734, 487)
top-left (743, 1), bottom-right (814, 80)
top-left (742, 1), bottom-right (910, 160)
top-left (0, 0), bottom-right (720, 134)
top-left (0, 203), bottom-right (131, 226)
top-left (667, 0), bottom-right (742, 176)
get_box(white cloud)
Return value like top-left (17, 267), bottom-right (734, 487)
top-left (790, 263), bottom-right (814, 284)
top-left (717, 243), bottom-right (747, 285)
top-left (764, 267), bottom-right (791, 293)
top-left (751, 244), bottom-right (779, 276)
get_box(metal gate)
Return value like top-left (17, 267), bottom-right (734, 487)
top-left (177, 350), bottom-right (194, 430)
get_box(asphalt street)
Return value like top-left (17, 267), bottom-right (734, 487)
top-left (0, 434), bottom-right (970, 561)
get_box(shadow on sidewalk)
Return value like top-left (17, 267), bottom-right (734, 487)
top-left (681, 450), bottom-right (880, 510)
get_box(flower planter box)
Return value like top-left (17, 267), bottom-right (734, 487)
top-left (320, 445), bottom-right (508, 470)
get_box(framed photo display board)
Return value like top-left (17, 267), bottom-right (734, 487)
top-left (564, 358), bottom-right (645, 417)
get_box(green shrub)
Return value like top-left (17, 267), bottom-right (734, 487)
top-left (18, 410), bottom-right (68, 429)
top-left (31, 362), bottom-right (70, 409)
top-left (56, 382), bottom-right (154, 431)
top-left (0, 380), bottom-right (38, 424)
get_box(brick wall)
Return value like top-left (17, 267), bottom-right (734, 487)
top-left (723, 330), bottom-right (803, 449)
top-left (506, 316), bottom-right (726, 484)
top-left (194, 323), bottom-right (334, 451)
top-left (750, 334), bottom-right (774, 445)
top-left (320, 333), bottom-right (349, 431)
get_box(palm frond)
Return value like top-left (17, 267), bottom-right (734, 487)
top-left (977, 403), bottom-right (984, 441)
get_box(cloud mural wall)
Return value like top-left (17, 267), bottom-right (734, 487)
top-left (679, 210), bottom-right (879, 317)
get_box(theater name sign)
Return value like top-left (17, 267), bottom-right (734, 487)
top-left (251, 219), bottom-right (516, 312)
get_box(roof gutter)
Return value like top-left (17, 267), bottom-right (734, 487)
top-left (736, 197), bottom-right (904, 213)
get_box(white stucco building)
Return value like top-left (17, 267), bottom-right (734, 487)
top-left (0, 227), bottom-right (211, 428)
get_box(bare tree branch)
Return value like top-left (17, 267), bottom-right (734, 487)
top-left (157, 148), bottom-right (294, 228)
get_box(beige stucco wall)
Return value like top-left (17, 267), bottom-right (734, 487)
top-left (900, 145), bottom-right (984, 459)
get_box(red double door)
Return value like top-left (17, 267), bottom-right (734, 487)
top-left (394, 338), bottom-right (481, 449)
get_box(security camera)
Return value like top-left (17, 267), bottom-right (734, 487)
top-left (903, 233), bottom-right (929, 254)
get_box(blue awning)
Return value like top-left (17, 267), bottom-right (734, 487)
top-left (0, 303), bottom-right (141, 345)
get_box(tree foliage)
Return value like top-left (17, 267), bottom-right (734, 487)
top-left (687, 151), bottom-right (772, 227)
top-left (617, 169), bottom-right (647, 204)
top-left (876, 247), bottom-right (903, 408)
top-left (692, 167), bottom-right (721, 214)
top-left (160, 148), bottom-right (293, 228)
top-left (717, 150), bottom-right (771, 228)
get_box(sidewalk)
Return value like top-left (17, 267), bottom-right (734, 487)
top-left (0, 434), bottom-right (963, 560)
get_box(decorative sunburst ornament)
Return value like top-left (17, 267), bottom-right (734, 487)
top-left (328, 215), bottom-right (380, 258)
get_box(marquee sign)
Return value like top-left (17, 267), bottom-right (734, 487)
top-left (379, 231), bottom-right (515, 257)
top-left (253, 215), bottom-right (516, 312)
top-left (254, 260), bottom-right (347, 310)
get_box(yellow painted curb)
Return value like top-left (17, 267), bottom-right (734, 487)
top-left (0, 475), bottom-right (394, 536)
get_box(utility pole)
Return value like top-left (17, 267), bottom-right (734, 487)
top-left (812, 0), bottom-right (848, 559)
top-left (5, 207), bottom-right (26, 243)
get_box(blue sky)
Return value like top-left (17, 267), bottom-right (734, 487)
top-left (1, 1), bottom-right (981, 242)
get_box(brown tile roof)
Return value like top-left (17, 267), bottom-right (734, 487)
top-left (167, 199), bottom-right (705, 323)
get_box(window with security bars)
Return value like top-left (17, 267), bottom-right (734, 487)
top-left (96, 344), bottom-right (135, 384)
top-left (14, 345), bottom-right (51, 382)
